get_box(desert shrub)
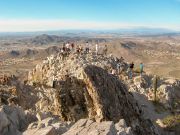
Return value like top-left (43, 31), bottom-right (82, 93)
top-left (162, 114), bottom-right (180, 130)
top-left (133, 68), bottom-right (141, 73)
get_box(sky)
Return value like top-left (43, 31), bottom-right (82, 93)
top-left (0, 0), bottom-right (180, 32)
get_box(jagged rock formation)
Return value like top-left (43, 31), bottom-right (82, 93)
top-left (157, 80), bottom-right (180, 109)
top-left (27, 53), bottom-right (158, 135)
top-left (2, 52), bottom-right (179, 135)
top-left (130, 75), bottom-right (180, 111)
top-left (0, 78), bottom-right (39, 110)
top-left (0, 85), bottom-right (18, 105)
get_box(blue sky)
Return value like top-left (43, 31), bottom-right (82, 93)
top-left (0, 0), bottom-right (180, 32)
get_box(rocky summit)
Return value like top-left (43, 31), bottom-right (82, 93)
top-left (26, 52), bottom-right (158, 135)
top-left (0, 52), bottom-right (179, 135)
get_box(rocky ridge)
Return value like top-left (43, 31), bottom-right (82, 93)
top-left (0, 52), bottom-right (179, 135)
top-left (27, 53), bottom-right (158, 135)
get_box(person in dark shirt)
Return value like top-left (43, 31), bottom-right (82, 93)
top-left (129, 62), bottom-right (134, 79)
top-left (71, 43), bottom-right (75, 52)
top-left (104, 45), bottom-right (108, 55)
top-left (62, 44), bottom-right (66, 52)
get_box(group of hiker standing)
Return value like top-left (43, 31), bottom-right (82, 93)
top-left (128, 62), bottom-right (144, 79)
top-left (59, 41), bottom-right (144, 79)
top-left (59, 41), bottom-right (109, 60)
top-left (111, 58), bottom-right (144, 79)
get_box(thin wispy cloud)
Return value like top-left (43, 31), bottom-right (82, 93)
top-left (0, 19), bottom-right (179, 32)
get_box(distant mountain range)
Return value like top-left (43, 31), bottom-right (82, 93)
top-left (0, 28), bottom-right (180, 37)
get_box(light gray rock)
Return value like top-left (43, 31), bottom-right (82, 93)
top-left (26, 117), bottom-right (73, 135)
top-left (63, 119), bottom-right (117, 135)
top-left (23, 126), bottom-right (56, 135)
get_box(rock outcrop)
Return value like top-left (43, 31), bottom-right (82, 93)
top-left (0, 46), bottom-right (179, 135)
top-left (27, 53), bottom-right (158, 135)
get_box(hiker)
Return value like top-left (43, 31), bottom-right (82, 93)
top-left (140, 63), bottom-right (144, 76)
top-left (62, 44), bottom-right (66, 52)
top-left (85, 47), bottom-right (90, 54)
top-left (79, 45), bottom-right (83, 54)
top-left (71, 43), bottom-right (75, 52)
top-left (95, 43), bottom-right (98, 55)
top-left (62, 44), bottom-right (68, 60)
top-left (76, 45), bottom-right (80, 54)
top-left (117, 62), bottom-right (121, 74)
top-left (60, 48), bottom-right (67, 60)
top-left (104, 44), bottom-right (108, 55)
top-left (85, 42), bottom-right (90, 53)
top-left (67, 42), bottom-right (72, 54)
top-left (129, 62), bottom-right (134, 79)
top-left (66, 42), bottom-right (70, 50)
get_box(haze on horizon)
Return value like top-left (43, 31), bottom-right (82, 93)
top-left (0, 0), bottom-right (180, 32)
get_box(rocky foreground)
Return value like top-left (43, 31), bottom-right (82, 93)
top-left (0, 52), bottom-right (179, 135)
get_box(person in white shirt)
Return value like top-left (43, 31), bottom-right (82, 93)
top-left (95, 44), bottom-right (98, 55)
top-left (66, 42), bottom-right (70, 49)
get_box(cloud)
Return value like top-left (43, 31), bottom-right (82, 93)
top-left (0, 19), bottom-right (179, 32)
